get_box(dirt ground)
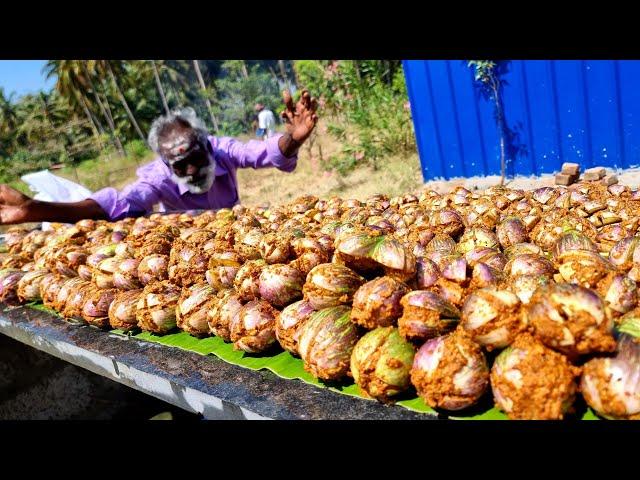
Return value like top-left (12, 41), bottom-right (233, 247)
top-left (236, 124), bottom-right (640, 204)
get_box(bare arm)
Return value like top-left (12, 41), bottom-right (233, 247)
top-left (0, 185), bottom-right (107, 225)
top-left (226, 90), bottom-right (319, 170)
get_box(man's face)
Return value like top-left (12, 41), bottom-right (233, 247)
top-left (159, 130), bottom-right (215, 194)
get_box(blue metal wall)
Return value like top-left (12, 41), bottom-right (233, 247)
top-left (403, 60), bottom-right (640, 180)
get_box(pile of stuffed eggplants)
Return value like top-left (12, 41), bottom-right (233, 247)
top-left (2, 180), bottom-right (640, 420)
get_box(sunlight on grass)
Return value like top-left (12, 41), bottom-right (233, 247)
top-left (236, 128), bottom-right (423, 205)
top-left (55, 150), bottom-right (156, 192)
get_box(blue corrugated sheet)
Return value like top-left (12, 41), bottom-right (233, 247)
top-left (403, 60), bottom-right (640, 180)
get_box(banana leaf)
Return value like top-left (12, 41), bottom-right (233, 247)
top-left (26, 302), bottom-right (597, 420)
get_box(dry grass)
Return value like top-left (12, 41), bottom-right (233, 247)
top-left (236, 125), bottom-right (424, 206)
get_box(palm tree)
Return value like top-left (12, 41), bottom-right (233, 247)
top-left (43, 60), bottom-right (105, 141)
top-left (129, 60), bottom-right (193, 116)
top-left (0, 87), bottom-right (18, 157)
top-left (80, 61), bottom-right (126, 156)
top-left (0, 88), bottom-right (18, 133)
top-left (240, 60), bottom-right (249, 79)
top-left (46, 60), bottom-right (123, 155)
top-left (99, 60), bottom-right (147, 142)
top-left (154, 60), bottom-right (193, 110)
top-left (98, 78), bottom-right (120, 135)
top-left (192, 60), bottom-right (219, 133)
top-left (14, 91), bottom-right (72, 164)
top-left (0, 87), bottom-right (18, 149)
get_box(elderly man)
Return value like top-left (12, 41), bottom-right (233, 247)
top-left (0, 90), bottom-right (318, 224)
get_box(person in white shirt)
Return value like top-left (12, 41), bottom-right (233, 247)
top-left (255, 103), bottom-right (277, 140)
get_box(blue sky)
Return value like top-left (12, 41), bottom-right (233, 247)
top-left (0, 60), bottom-right (56, 99)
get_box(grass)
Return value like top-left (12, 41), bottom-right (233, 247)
top-left (10, 148), bottom-right (155, 197)
top-left (237, 146), bottom-right (422, 206)
top-left (236, 124), bottom-right (423, 206)
top-left (55, 150), bottom-right (156, 192)
top-left (6, 179), bottom-right (33, 196)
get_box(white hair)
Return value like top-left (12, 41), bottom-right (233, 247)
top-left (147, 107), bottom-right (209, 154)
top-left (170, 163), bottom-right (215, 194)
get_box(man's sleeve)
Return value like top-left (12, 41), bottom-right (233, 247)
top-left (221, 134), bottom-right (298, 173)
top-left (90, 178), bottom-right (162, 221)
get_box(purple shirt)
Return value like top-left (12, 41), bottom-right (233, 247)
top-left (91, 134), bottom-right (296, 221)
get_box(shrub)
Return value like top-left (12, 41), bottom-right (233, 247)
top-left (314, 63), bottom-right (416, 174)
top-left (125, 139), bottom-right (150, 160)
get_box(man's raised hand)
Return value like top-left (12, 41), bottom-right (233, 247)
top-left (281, 89), bottom-right (319, 144)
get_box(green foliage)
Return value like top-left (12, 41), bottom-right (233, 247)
top-left (7, 179), bottom-right (32, 195)
top-left (125, 139), bottom-right (149, 160)
top-left (292, 60), bottom-right (327, 94)
top-left (311, 61), bottom-right (415, 174)
top-left (56, 146), bottom-right (155, 192)
top-left (0, 148), bottom-right (58, 184)
top-left (214, 62), bottom-right (282, 136)
top-left (468, 60), bottom-right (497, 84)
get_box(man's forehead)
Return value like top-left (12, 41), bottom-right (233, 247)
top-left (160, 130), bottom-right (195, 148)
top-left (159, 131), bottom-right (201, 160)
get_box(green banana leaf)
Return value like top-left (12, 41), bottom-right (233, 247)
top-left (26, 303), bottom-right (597, 420)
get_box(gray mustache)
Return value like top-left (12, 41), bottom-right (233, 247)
top-left (176, 165), bottom-right (213, 184)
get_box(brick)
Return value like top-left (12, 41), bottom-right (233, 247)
top-left (601, 174), bottom-right (618, 186)
top-left (561, 162), bottom-right (581, 176)
top-left (585, 167), bottom-right (606, 179)
top-left (555, 173), bottom-right (578, 186)
top-left (583, 172), bottom-right (603, 181)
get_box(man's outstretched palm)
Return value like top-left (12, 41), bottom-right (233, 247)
top-left (0, 185), bottom-right (31, 224)
top-left (0, 184), bottom-right (30, 206)
top-left (281, 89), bottom-right (319, 143)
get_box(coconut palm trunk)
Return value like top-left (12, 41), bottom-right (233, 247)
top-left (74, 89), bottom-right (102, 137)
top-left (105, 61), bottom-right (147, 142)
top-left (353, 60), bottom-right (362, 83)
top-left (151, 60), bottom-right (170, 114)
top-left (192, 60), bottom-right (220, 133)
top-left (98, 83), bottom-right (118, 137)
top-left (79, 62), bottom-right (125, 156)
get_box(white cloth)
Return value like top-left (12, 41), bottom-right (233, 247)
top-left (258, 109), bottom-right (276, 137)
top-left (21, 170), bottom-right (92, 230)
